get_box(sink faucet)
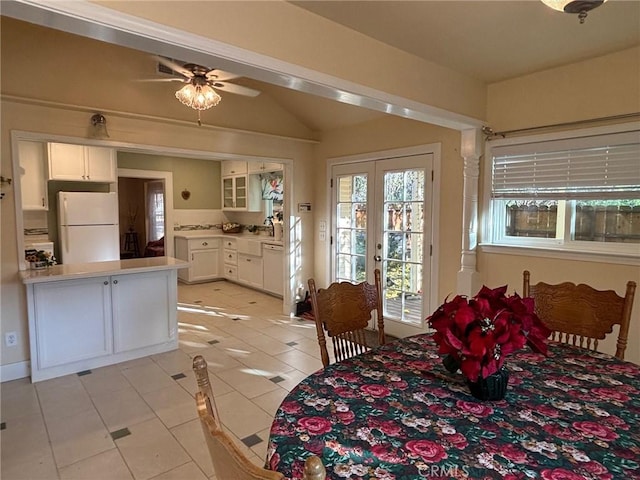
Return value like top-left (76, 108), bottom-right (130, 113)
top-left (264, 216), bottom-right (274, 236)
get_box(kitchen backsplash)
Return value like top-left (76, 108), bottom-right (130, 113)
top-left (173, 209), bottom-right (224, 230)
top-left (173, 209), bottom-right (274, 235)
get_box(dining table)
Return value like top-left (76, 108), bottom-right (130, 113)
top-left (266, 334), bottom-right (640, 480)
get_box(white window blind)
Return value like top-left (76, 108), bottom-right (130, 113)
top-left (491, 130), bottom-right (640, 199)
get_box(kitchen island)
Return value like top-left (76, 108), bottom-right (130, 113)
top-left (20, 257), bottom-right (188, 382)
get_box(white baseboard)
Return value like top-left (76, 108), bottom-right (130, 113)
top-left (0, 361), bottom-right (30, 382)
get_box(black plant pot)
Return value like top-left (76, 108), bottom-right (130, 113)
top-left (442, 354), bottom-right (461, 374)
top-left (466, 368), bottom-right (509, 401)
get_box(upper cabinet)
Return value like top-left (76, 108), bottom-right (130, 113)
top-left (248, 162), bottom-right (283, 174)
top-left (48, 143), bottom-right (116, 182)
top-left (222, 175), bottom-right (262, 212)
top-left (221, 160), bottom-right (247, 177)
top-left (18, 140), bottom-right (49, 211)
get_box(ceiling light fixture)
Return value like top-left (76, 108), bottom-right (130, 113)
top-left (540, 0), bottom-right (607, 23)
top-left (175, 73), bottom-right (221, 126)
top-left (89, 113), bottom-right (110, 138)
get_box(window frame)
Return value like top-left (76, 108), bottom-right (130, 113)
top-left (480, 122), bottom-right (640, 264)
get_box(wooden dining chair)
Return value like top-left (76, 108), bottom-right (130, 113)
top-left (308, 269), bottom-right (385, 368)
top-left (192, 356), bottom-right (326, 480)
top-left (523, 270), bottom-right (636, 360)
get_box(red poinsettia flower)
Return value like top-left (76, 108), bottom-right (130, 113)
top-left (426, 285), bottom-right (550, 381)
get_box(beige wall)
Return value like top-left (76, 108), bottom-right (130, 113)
top-left (487, 46), bottom-right (640, 131)
top-left (483, 47), bottom-right (640, 364)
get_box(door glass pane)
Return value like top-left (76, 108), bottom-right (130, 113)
top-left (381, 169), bottom-right (425, 325)
top-left (336, 174), bottom-right (367, 283)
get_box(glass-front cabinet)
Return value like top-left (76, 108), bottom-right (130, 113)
top-left (222, 174), bottom-right (262, 211)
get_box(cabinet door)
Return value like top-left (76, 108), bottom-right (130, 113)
top-left (33, 277), bottom-right (112, 369)
top-left (18, 141), bottom-right (48, 210)
top-left (234, 176), bottom-right (247, 209)
top-left (237, 254), bottom-right (264, 289)
top-left (222, 177), bottom-right (235, 208)
top-left (248, 161), bottom-right (283, 173)
top-left (48, 143), bottom-right (85, 180)
top-left (222, 160), bottom-right (247, 176)
top-left (112, 271), bottom-right (174, 353)
top-left (85, 146), bottom-right (116, 182)
top-left (191, 249), bottom-right (220, 281)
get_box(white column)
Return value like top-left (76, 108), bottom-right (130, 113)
top-left (457, 128), bottom-right (483, 296)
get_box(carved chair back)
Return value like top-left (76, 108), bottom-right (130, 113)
top-left (308, 269), bottom-right (385, 367)
top-left (523, 270), bottom-right (636, 360)
top-left (193, 356), bottom-right (326, 479)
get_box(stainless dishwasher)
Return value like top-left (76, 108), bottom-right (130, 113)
top-left (262, 243), bottom-right (284, 296)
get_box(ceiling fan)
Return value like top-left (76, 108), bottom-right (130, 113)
top-left (148, 56), bottom-right (261, 125)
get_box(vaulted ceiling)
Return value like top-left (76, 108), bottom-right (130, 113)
top-left (3, 0), bottom-right (638, 135)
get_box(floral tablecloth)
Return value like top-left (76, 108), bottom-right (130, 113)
top-left (266, 334), bottom-right (640, 479)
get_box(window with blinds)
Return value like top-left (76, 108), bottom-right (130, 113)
top-left (485, 126), bottom-right (640, 254)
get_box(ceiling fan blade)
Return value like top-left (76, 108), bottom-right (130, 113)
top-left (212, 82), bottom-right (261, 97)
top-left (153, 55), bottom-right (193, 78)
top-left (206, 69), bottom-right (240, 82)
top-left (135, 78), bottom-right (186, 83)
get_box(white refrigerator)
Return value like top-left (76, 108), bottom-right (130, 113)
top-left (58, 191), bottom-right (120, 264)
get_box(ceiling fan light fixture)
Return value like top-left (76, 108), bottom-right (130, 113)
top-left (175, 82), bottom-right (221, 110)
top-left (540, 0), bottom-right (607, 23)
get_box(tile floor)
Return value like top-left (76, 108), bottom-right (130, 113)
top-left (1, 281), bottom-right (326, 480)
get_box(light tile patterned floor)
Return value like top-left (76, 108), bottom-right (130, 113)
top-left (0, 281), bottom-right (324, 480)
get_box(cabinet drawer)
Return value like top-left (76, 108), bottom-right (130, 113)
top-left (223, 249), bottom-right (237, 265)
top-left (223, 238), bottom-right (237, 250)
top-left (224, 264), bottom-right (237, 280)
top-left (188, 238), bottom-right (220, 251)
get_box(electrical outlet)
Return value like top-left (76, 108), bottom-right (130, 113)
top-left (5, 332), bottom-right (17, 347)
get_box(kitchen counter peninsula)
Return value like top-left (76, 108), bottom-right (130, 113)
top-left (21, 257), bottom-right (188, 382)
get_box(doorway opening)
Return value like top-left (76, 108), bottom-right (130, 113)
top-left (117, 168), bottom-right (174, 259)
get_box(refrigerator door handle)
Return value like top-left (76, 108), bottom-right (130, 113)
top-left (62, 196), bottom-right (69, 254)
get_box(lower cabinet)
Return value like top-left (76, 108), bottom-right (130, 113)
top-left (27, 268), bottom-right (178, 382)
top-left (175, 237), bottom-right (220, 283)
top-left (33, 276), bottom-right (112, 369)
top-left (112, 271), bottom-right (173, 353)
top-left (237, 253), bottom-right (264, 290)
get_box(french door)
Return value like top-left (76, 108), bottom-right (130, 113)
top-left (332, 153), bottom-right (433, 338)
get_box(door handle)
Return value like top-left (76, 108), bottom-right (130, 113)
top-left (374, 255), bottom-right (382, 262)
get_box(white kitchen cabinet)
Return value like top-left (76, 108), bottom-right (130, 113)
top-left (32, 276), bottom-right (113, 369)
top-left (237, 253), bottom-right (264, 290)
top-left (24, 262), bottom-right (181, 382)
top-left (222, 175), bottom-right (262, 212)
top-left (48, 143), bottom-right (116, 182)
top-left (221, 160), bottom-right (247, 176)
top-left (248, 161), bottom-right (283, 173)
top-left (175, 236), bottom-right (220, 283)
top-left (222, 237), bottom-right (238, 281)
top-left (112, 270), bottom-right (174, 352)
top-left (18, 140), bottom-right (49, 210)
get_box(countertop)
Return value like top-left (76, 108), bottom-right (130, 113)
top-left (20, 257), bottom-right (188, 284)
top-left (174, 231), bottom-right (283, 246)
